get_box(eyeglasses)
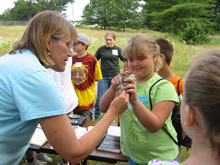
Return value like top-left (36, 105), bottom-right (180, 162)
top-left (73, 41), bottom-right (84, 46)
top-left (51, 36), bottom-right (74, 49)
top-left (66, 42), bottom-right (74, 49)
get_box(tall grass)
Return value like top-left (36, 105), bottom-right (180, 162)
top-left (1, 26), bottom-right (220, 77)
top-left (1, 26), bottom-right (220, 164)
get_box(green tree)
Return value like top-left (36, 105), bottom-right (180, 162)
top-left (179, 19), bottom-right (210, 45)
top-left (82, 0), bottom-right (143, 31)
top-left (213, 0), bottom-right (220, 33)
top-left (142, 0), bottom-right (216, 35)
top-left (82, 0), bottom-right (114, 29)
top-left (0, 0), bottom-right (74, 21)
top-left (111, 0), bottom-right (143, 31)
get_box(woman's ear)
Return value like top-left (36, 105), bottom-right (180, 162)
top-left (44, 35), bottom-right (51, 51)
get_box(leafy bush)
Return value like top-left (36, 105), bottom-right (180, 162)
top-left (178, 20), bottom-right (210, 45)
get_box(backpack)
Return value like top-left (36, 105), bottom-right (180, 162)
top-left (149, 78), bottom-right (192, 149)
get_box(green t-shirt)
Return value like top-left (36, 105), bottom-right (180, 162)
top-left (120, 74), bottom-right (180, 164)
top-left (95, 45), bottom-right (123, 77)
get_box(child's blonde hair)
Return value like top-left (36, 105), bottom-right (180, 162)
top-left (122, 33), bottom-right (162, 71)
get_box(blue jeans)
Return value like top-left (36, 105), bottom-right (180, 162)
top-left (95, 76), bottom-right (115, 119)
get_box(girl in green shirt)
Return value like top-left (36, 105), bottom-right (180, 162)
top-left (99, 34), bottom-right (179, 164)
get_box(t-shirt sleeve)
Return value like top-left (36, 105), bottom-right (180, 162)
top-left (118, 47), bottom-right (124, 61)
top-left (12, 70), bottom-right (66, 121)
top-left (94, 59), bottom-right (103, 81)
top-left (152, 80), bottom-right (180, 106)
top-left (95, 47), bottom-right (101, 60)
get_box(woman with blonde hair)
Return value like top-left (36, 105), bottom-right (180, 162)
top-left (0, 11), bottom-right (129, 165)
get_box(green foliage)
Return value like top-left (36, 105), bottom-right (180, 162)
top-left (111, 0), bottom-right (144, 31)
top-left (82, 0), bottom-right (113, 29)
top-left (1, 0), bottom-right (220, 42)
top-left (0, 39), bottom-right (14, 56)
top-left (0, 0), bottom-right (74, 21)
top-left (143, 0), bottom-right (216, 35)
top-left (178, 19), bottom-right (210, 45)
top-left (82, 0), bottom-right (143, 31)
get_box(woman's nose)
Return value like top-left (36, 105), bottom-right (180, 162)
top-left (68, 49), bottom-right (73, 57)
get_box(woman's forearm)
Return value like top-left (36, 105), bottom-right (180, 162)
top-left (99, 86), bottom-right (117, 113)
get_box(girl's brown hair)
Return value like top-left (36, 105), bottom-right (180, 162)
top-left (105, 32), bottom-right (116, 40)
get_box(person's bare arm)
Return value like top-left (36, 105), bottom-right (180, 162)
top-left (124, 79), bottom-right (175, 132)
top-left (99, 74), bottom-right (122, 113)
top-left (99, 85), bottom-right (118, 113)
top-left (100, 73), bottom-right (133, 113)
top-left (39, 90), bottom-right (129, 164)
top-left (131, 100), bottom-right (175, 132)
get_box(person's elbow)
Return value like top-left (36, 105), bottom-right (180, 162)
top-left (143, 122), bottom-right (163, 133)
top-left (99, 103), bottom-right (109, 113)
top-left (69, 156), bottom-right (86, 164)
top-left (148, 126), bottom-right (162, 133)
top-left (99, 99), bottom-right (109, 113)
top-left (63, 149), bottom-right (89, 164)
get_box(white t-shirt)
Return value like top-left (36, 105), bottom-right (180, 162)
top-left (48, 57), bottom-right (78, 113)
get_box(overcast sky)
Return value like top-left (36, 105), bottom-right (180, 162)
top-left (0, 0), bottom-right (90, 21)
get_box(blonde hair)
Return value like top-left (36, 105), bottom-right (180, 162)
top-left (10, 10), bottom-right (77, 68)
top-left (122, 33), bottom-right (162, 72)
top-left (184, 50), bottom-right (220, 154)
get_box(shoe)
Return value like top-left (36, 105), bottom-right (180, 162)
top-left (25, 157), bottom-right (46, 165)
top-left (35, 153), bottom-right (52, 162)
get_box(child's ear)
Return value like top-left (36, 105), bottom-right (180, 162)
top-left (160, 54), bottom-right (166, 62)
top-left (153, 52), bottom-right (157, 63)
top-left (185, 106), bottom-right (194, 126)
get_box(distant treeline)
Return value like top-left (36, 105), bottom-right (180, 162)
top-left (1, 0), bottom-right (219, 45)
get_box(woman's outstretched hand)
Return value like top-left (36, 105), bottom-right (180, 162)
top-left (109, 90), bottom-right (129, 117)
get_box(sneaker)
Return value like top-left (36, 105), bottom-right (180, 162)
top-left (35, 153), bottom-right (52, 162)
top-left (25, 157), bottom-right (46, 165)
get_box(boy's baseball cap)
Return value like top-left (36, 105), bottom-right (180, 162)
top-left (77, 33), bottom-right (90, 46)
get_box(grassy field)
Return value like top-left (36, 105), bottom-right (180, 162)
top-left (0, 25), bottom-right (220, 164)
